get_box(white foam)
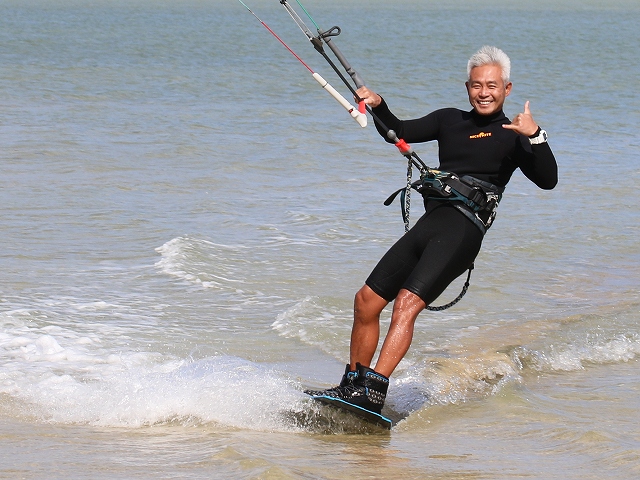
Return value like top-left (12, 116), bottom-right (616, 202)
top-left (0, 309), bottom-right (307, 431)
top-left (16, 355), bottom-right (306, 430)
top-left (514, 333), bottom-right (640, 372)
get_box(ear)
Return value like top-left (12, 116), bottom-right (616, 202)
top-left (505, 82), bottom-right (513, 96)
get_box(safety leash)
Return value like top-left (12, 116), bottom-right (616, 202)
top-left (426, 265), bottom-right (473, 311)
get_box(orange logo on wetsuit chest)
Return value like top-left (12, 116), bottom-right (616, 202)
top-left (469, 132), bottom-right (492, 139)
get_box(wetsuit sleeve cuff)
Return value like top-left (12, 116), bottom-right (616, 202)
top-left (528, 126), bottom-right (542, 138)
top-left (372, 96), bottom-right (391, 115)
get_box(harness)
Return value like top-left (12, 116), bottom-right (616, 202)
top-left (384, 169), bottom-right (504, 311)
top-left (384, 169), bottom-right (504, 235)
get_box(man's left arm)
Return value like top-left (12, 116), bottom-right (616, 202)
top-left (504, 101), bottom-right (558, 190)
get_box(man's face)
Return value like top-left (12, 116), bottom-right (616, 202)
top-left (465, 64), bottom-right (512, 116)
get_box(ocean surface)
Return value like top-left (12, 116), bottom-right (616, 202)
top-left (1, 0), bottom-right (639, 478)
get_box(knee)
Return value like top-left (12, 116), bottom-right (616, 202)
top-left (354, 286), bottom-right (371, 316)
top-left (354, 286), bottom-right (368, 310)
top-left (391, 289), bottom-right (426, 325)
top-left (354, 285), bottom-right (387, 318)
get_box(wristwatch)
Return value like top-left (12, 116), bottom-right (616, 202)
top-left (528, 127), bottom-right (548, 145)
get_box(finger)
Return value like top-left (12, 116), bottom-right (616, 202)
top-left (356, 86), bottom-right (372, 98)
top-left (523, 100), bottom-right (531, 115)
top-left (358, 90), bottom-right (382, 107)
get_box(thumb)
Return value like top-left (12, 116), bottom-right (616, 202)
top-left (523, 100), bottom-right (531, 115)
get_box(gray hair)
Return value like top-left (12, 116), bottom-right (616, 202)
top-left (467, 46), bottom-right (511, 84)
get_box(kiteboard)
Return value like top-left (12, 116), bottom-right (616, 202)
top-left (306, 392), bottom-right (393, 430)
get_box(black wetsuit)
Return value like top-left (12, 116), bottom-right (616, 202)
top-left (365, 99), bottom-right (558, 305)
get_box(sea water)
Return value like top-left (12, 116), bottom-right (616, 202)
top-left (1, 0), bottom-right (639, 478)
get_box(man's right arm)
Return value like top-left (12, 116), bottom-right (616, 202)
top-left (371, 98), bottom-right (441, 145)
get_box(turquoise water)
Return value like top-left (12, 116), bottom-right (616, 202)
top-left (1, 0), bottom-right (639, 478)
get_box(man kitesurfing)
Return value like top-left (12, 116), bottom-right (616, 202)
top-left (238, 0), bottom-right (558, 425)
top-left (306, 46), bottom-right (558, 418)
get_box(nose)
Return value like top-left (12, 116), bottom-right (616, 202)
top-left (478, 85), bottom-right (490, 97)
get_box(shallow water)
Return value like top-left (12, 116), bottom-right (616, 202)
top-left (1, 0), bottom-right (639, 478)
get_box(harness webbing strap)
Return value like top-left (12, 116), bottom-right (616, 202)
top-left (386, 171), bottom-right (503, 234)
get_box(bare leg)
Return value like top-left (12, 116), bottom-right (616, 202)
top-left (373, 289), bottom-right (425, 377)
top-left (349, 285), bottom-right (389, 370)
